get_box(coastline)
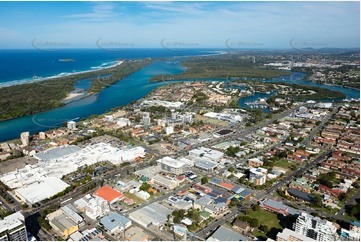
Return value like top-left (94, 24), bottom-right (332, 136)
top-left (0, 60), bottom-right (125, 89)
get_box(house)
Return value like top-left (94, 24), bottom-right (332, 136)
top-left (232, 220), bottom-right (251, 234)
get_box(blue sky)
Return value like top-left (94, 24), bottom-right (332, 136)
top-left (0, 1), bottom-right (359, 49)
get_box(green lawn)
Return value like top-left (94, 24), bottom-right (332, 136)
top-left (247, 209), bottom-right (283, 229)
top-left (273, 159), bottom-right (292, 169)
top-left (123, 192), bottom-right (145, 205)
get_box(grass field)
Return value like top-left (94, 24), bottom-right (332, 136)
top-left (247, 209), bottom-right (283, 229)
top-left (273, 159), bottom-right (292, 169)
top-left (123, 192), bottom-right (145, 205)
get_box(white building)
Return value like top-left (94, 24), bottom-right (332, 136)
top-left (116, 118), bottom-right (131, 128)
top-left (157, 156), bottom-right (187, 175)
top-left (165, 126), bottom-right (174, 135)
top-left (293, 212), bottom-right (339, 241)
top-left (189, 147), bottom-right (224, 162)
top-left (20, 132), bottom-right (30, 146)
top-left (67, 121), bottom-right (77, 131)
top-left (0, 212), bottom-right (27, 241)
top-left (249, 167), bottom-right (268, 186)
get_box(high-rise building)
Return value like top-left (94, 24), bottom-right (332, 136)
top-left (0, 212), bottom-right (28, 241)
top-left (67, 121), bottom-right (77, 131)
top-left (20, 132), bottom-right (30, 146)
top-left (293, 212), bottom-right (338, 241)
top-left (142, 112), bottom-right (151, 125)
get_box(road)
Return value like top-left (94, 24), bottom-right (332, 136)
top-left (255, 150), bottom-right (331, 200)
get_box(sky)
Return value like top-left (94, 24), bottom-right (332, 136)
top-left (0, 1), bottom-right (359, 49)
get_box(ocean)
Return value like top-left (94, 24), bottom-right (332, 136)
top-left (0, 48), bottom-right (225, 87)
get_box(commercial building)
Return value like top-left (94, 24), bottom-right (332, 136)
top-left (276, 228), bottom-right (315, 241)
top-left (194, 158), bottom-right (218, 172)
top-left (47, 209), bottom-right (80, 239)
top-left (151, 174), bottom-right (179, 189)
top-left (189, 147), bottom-right (224, 162)
top-left (157, 156), bottom-right (187, 175)
top-left (207, 225), bottom-right (247, 241)
top-left (99, 212), bottom-right (132, 234)
top-left (249, 167), bottom-right (268, 186)
top-left (0, 212), bottom-right (28, 241)
top-left (293, 212), bottom-right (338, 241)
top-left (93, 185), bottom-right (125, 204)
top-left (15, 177), bottom-right (70, 205)
top-left (128, 203), bottom-right (172, 228)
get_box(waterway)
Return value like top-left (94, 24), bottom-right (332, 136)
top-left (0, 61), bottom-right (359, 142)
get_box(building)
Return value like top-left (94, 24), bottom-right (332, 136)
top-left (151, 174), bottom-right (179, 190)
top-left (99, 212), bottom-right (132, 234)
top-left (293, 212), bottom-right (338, 241)
top-left (124, 226), bottom-right (149, 241)
top-left (142, 112), bottom-right (151, 125)
top-left (165, 126), bottom-right (174, 135)
top-left (20, 132), bottom-right (30, 146)
top-left (47, 209), bottom-right (79, 238)
top-left (276, 228), bottom-right (315, 241)
top-left (189, 147), bottom-right (224, 162)
top-left (128, 203), bottom-right (172, 228)
top-left (157, 156), bottom-right (187, 175)
top-left (0, 212), bottom-right (28, 241)
top-left (232, 220), bottom-right (251, 234)
top-left (93, 185), bottom-right (125, 204)
top-left (67, 121), bottom-right (77, 131)
top-left (207, 225), bottom-right (247, 241)
top-left (260, 199), bottom-right (299, 216)
top-left (74, 195), bottom-right (110, 220)
top-left (249, 167), bottom-right (267, 186)
top-left (194, 158), bottom-right (218, 172)
top-left (15, 177), bottom-right (70, 205)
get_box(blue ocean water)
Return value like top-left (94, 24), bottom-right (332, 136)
top-left (0, 48), bottom-right (224, 86)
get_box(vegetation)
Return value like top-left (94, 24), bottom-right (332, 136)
top-left (201, 177), bottom-right (209, 185)
top-left (225, 146), bottom-right (241, 157)
top-left (0, 59), bottom-right (153, 121)
top-left (150, 54), bottom-right (291, 82)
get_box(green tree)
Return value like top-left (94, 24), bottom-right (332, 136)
top-left (201, 177), bottom-right (209, 185)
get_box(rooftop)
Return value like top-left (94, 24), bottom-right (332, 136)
top-left (93, 185), bottom-right (124, 203)
top-left (99, 212), bottom-right (131, 231)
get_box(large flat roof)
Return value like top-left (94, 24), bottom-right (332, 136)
top-left (34, 145), bottom-right (81, 161)
top-left (15, 177), bottom-right (69, 204)
top-left (207, 226), bottom-right (247, 241)
top-left (99, 212), bottom-right (130, 231)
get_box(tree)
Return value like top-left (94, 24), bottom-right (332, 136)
top-left (249, 218), bottom-right (259, 228)
top-left (228, 167), bottom-right (236, 173)
top-left (313, 194), bottom-right (323, 207)
top-left (140, 182), bottom-right (151, 191)
top-left (201, 177), bottom-right (209, 185)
